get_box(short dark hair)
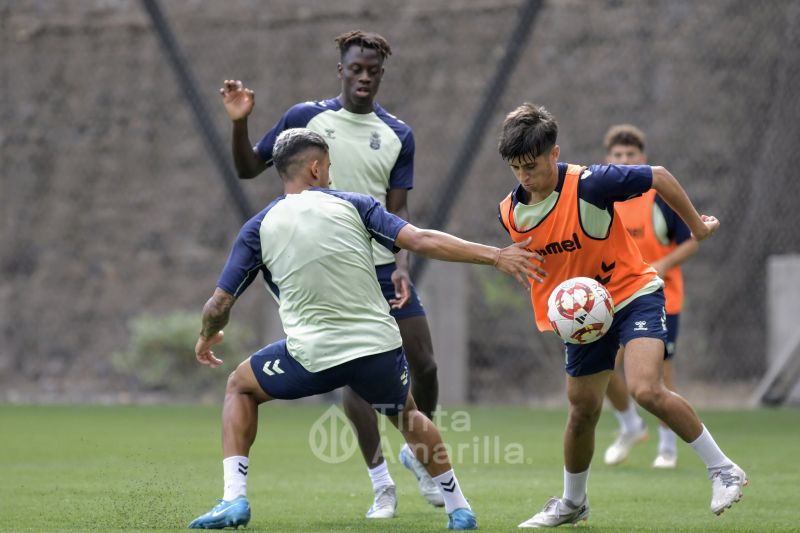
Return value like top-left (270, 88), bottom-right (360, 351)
top-left (604, 124), bottom-right (646, 152)
top-left (498, 103), bottom-right (558, 162)
top-left (272, 128), bottom-right (329, 179)
top-left (334, 30), bottom-right (392, 60)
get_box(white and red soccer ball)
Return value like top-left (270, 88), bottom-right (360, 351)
top-left (547, 277), bottom-right (614, 344)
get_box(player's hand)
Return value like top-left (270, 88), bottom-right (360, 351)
top-left (692, 214), bottom-right (720, 241)
top-left (220, 80), bottom-right (255, 121)
top-left (195, 330), bottom-right (225, 368)
top-left (389, 268), bottom-right (411, 309)
top-left (649, 259), bottom-right (667, 279)
top-left (494, 237), bottom-right (547, 290)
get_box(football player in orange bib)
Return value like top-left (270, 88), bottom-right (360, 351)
top-left (601, 125), bottom-right (699, 470)
top-left (496, 104), bottom-right (746, 528)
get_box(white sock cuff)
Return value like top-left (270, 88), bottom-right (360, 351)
top-left (433, 469), bottom-right (471, 513)
top-left (368, 461), bottom-right (389, 476)
top-left (688, 425), bottom-right (730, 469)
top-left (613, 400), bottom-right (642, 434)
top-left (563, 467), bottom-right (589, 505)
top-left (367, 461), bottom-right (394, 490)
top-left (658, 425), bottom-right (677, 453)
top-left (223, 456), bottom-right (249, 468)
top-left (222, 456), bottom-right (249, 501)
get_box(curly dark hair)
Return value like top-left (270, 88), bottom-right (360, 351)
top-left (334, 30), bottom-right (392, 60)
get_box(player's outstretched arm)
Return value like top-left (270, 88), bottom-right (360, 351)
top-left (651, 166), bottom-right (720, 241)
top-left (395, 224), bottom-right (546, 289)
top-left (195, 288), bottom-right (236, 368)
top-left (220, 79), bottom-right (268, 179)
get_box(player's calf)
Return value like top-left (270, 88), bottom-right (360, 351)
top-left (390, 405), bottom-right (475, 525)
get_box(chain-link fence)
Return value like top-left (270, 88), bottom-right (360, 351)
top-left (2, 0), bottom-right (798, 404)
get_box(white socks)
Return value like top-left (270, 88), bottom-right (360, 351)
top-left (614, 401), bottom-right (643, 435)
top-left (658, 425), bottom-right (678, 455)
top-left (562, 467), bottom-right (589, 505)
top-left (367, 461), bottom-right (395, 491)
top-left (222, 456), bottom-right (248, 501)
top-left (688, 425), bottom-right (731, 469)
top-left (433, 470), bottom-right (470, 513)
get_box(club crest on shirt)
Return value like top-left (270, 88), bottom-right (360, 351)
top-left (325, 128), bottom-right (336, 139)
top-left (369, 131), bottom-right (381, 150)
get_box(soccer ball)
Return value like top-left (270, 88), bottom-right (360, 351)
top-left (547, 277), bottom-right (614, 344)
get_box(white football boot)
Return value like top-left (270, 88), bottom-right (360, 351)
top-left (399, 444), bottom-right (445, 507)
top-left (365, 484), bottom-right (397, 519)
top-left (603, 421), bottom-right (649, 465)
top-left (709, 463), bottom-right (748, 515)
top-left (652, 451), bottom-right (678, 469)
top-left (518, 496), bottom-right (589, 528)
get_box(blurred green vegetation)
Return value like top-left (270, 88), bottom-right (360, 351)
top-left (112, 311), bottom-right (253, 392)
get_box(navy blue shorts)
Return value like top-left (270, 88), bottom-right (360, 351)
top-left (565, 289), bottom-right (668, 377)
top-left (664, 313), bottom-right (679, 360)
top-left (376, 263), bottom-right (426, 321)
top-left (250, 340), bottom-right (410, 415)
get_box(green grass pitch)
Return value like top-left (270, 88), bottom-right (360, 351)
top-left (1, 404), bottom-right (797, 531)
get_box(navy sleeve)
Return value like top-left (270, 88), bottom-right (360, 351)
top-left (389, 129), bottom-right (415, 189)
top-left (579, 165), bottom-right (653, 209)
top-left (655, 195), bottom-right (692, 244)
top-left (375, 106), bottom-right (415, 190)
top-left (325, 190), bottom-right (409, 252)
top-left (216, 218), bottom-right (265, 297)
top-left (254, 102), bottom-right (326, 165)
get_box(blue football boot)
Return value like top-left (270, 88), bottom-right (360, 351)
top-left (447, 507), bottom-right (477, 530)
top-left (188, 496), bottom-right (251, 529)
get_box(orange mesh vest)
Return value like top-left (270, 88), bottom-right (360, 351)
top-left (614, 189), bottom-right (684, 314)
top-left (499, 164), bottom-right (656, 332)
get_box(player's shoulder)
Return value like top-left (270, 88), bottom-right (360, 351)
top-left (316, 187), bottom-right (374, 206)
top-left (284, 98), bottom-right (341, 124)
top-left (373, 104), bottom-right (413, 137)
top-left (579, 163), bottom-right (651, 184)
top-left (582, 163), bottom-right (611, 178)
top-left (253, 195), bottom-right (287, 220)
top-left (240, 195), bottom-right (286, 240)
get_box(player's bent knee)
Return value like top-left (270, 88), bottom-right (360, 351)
top-left (568, 400), bottom-right (603, 426)
top-left (630, 384), bottom-right (663, 409)
top-left (226, 358), bottom-right (270, 399)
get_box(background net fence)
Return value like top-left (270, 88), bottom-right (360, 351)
top-left (2, 0), bottom-right (798, 403)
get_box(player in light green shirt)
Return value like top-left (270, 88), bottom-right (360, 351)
top-left (188, 128), bottom-right (545, 529)
top-left (220, 30), bottom-right (448, 513)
